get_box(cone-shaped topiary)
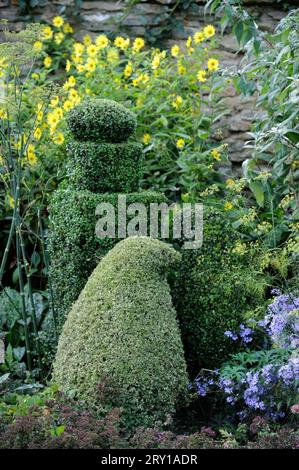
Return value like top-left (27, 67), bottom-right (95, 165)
top-left (52, 236), bottom-right (188, 428)
top-left (49, 99), bottom-right (165, 330)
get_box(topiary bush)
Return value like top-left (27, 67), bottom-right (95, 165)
top-left (49, 99), bottom-right (165, 331)
top-left (49, 190), bottom-right (166, 329)
top-left (52, 236), bottom-right (188, 429)
top-left (173, 209), bottom-right (266, 375)
top-left (68, 141), bottom-right (143, 193)
top-left (66, 98), bottom-right (137, 143)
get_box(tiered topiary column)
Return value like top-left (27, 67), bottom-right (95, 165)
top-left (49, 99), bottom-right (166, 330)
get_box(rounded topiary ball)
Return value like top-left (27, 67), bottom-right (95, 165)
top-left (66, 98), bottom-right (137, 143)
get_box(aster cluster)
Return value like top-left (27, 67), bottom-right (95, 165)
top-left (194, 376), bottom-right (215, 397)
top-left (225, 291), bottom-right (299, 350)
top-left (194, 291), bottom-right (299, 421)
top-left (261, 291), bottom-right (299, 349)
top-left (194, 356), bottom-right (298, 420)
top-left (224, 323), bottom-right (253, 344)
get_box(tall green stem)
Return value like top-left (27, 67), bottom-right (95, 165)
top-left (18, 225), bottom-right (43, 374)
top-left (38, 210), bottom-right (58, 343)
top-left (16, 229), bottom-right (32, 371)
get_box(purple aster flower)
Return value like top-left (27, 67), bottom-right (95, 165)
top-left (278, 357), bottom-right (299, 385)
top-left (195, 377), bottom-right (210, 397)
top-left (224, 330), bottom-right (238, 341)
top-left (268, 293), bottom-right (299, 317)
top-left (226, 396), bottom-right (236, 404)
top-left (262, 292), bottom-right (299, 349)
top-left (239, 324), bottom-right (253, 343)
top-left (261, 364), bottom-right (276, 385)
top-left (237, 410), bottom-right (249, 421)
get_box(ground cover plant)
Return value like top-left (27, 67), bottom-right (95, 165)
top-left (0, 386), bottom-right (298, 449)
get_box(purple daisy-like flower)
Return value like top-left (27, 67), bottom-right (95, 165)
top-left (224, 330), bottom-right (238, 341)
top-left (239, 324), bottom-right (253, 343)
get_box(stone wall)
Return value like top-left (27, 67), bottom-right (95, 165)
top-left (0, 0), bottom-right (295, 172)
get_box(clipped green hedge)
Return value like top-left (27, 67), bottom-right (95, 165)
top-left (173, 209), bottom-right (265, 375)
top-left (68, 141), bottom-right (143, 193)
top-left (53, 236), bottom-right (188, 429)
top-left (48, 189), bottom-right (167, 330)
top-left (66, 98), bottom-right (137, 142)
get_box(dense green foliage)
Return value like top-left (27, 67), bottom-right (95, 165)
top-left (173, 209), bottom-right (265, 374)
top-left (206, 1), bottom-right (299, 247)
top-left (48, 189), bottom-right (166, 330)
top-left (49, 98), bottom-right (165, 330)
top-left (0, 287), bottom-right (51, 379)
top-left (66, 98), bottom-right (137, 143)
top-left (53, 237), bottom-right (188, 428)
top-left (68, 141), bottom-right (143, 193)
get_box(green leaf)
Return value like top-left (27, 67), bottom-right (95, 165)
top-left (31, 251), bottom-right (41, 267)
top-left (50, 425), bottom-right (65, 437)
top-left (13, 347), bottom-right (26, 362)
top-left (249, 181), bottom-right (265, 207)
top-left (160, 116), bottom-right (168, 128)
top-left (233, 20), bottom-right (244, 44)
top-left (5, 344), bottom-right (14, 367)
top-left (12, 268), bottom-right (19, 285)
top-left (232, 219), bottom-right (244, 229)
top-left (285, 130), bottom-right (299, 144)
top-left (242, 158), bottom-right (257, 179)
top-left (253, 39), bottom-right (261, 54)
top-left (0, 373), bottom-right (10, 385)
top-left (197, 130), bottom-right (209, 140)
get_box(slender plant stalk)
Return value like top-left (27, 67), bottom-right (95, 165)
top-left (38, 210), bottom-right (58, 343)
top-left (0, 212), bottom-right (16, 285)
top-left (15, 229), bottom-right (32, 371)
top-left (18, 224), bottom-right (43, 374)
top-left (0, 24), bottom-right (57, 377)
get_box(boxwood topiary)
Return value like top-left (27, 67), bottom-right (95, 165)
top-left (173, 208), bottom-right (265, 375)
top-left (49, 99), bottom-right (166, 331)
top-left (66, 98), bottom-right (137, 143)
top-left (52, 236), bottom-right (188, 429)
top-left (48, 189), bottom-right (167, 331)
top-left (68, 141), bottom-right (143, 193)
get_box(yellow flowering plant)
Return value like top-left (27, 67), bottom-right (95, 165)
top-left (0, 24), bottom-right (64, 377)
top-left (49, 28), bottom-right (225, 196)
top-left (35, 18), bottom-right (74, 72)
